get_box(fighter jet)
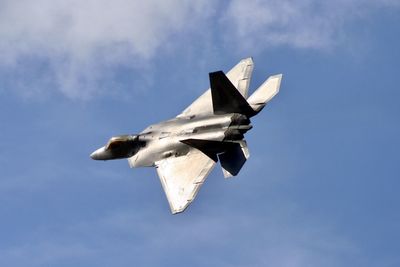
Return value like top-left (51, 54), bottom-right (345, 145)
top-left (90, 58), bottom-right (282, 214)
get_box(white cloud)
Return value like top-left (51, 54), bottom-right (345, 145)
top-left (0, 0), bottom-right (213, 61)
top-left (221, 0), bottom-right (400, 51)
top-left (0, 0), bottom-right (214, 99)
top-left (0, 0), bottom-right (398, 99)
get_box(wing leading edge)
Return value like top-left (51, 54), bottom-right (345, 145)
top-left (155, 148), bottom-right (216, 214)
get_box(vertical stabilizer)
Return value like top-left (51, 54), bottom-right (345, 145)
top-left (247, 74), bottom-right (282, 114)
top-left (209, 71), bottom-right (255, 116)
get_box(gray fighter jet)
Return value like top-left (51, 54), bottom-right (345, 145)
top-left (90, 58), bottom-right (282, 214)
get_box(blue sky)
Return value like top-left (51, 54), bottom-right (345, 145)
top-left (1, 1), bottom-right (400, 266)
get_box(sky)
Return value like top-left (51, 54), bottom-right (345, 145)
top-left (0, 0), bottom-right (400, 266)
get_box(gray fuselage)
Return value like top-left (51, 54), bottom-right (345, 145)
top-left (91, 113), bottom-right (252, 166)
top-left (132, 113), bottom-right (231, 167)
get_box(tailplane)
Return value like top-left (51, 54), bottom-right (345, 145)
top-left (219, 140), bottom-right (249, 178)
top-left (180, 138), bottom-right (250, 178)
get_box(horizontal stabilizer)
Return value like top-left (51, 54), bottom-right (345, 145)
top-left (210, 71), bottom-right (255, 116)
top-left (180, 138), bottom-right (249, 178)
top-left (219, 140), bottom-right (249, 178)
top-left (180, 138), bottom-right (238, 161)
top-left (247, 74), bottom-right (282, 114)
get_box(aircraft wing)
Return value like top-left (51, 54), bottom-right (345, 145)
top-left (177, 57), bottom-right (254, 118)
top-left (155, 148), bottom-right (216, 214)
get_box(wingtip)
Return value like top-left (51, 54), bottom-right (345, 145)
top-left (170, 206), bottom-right (186, 215)
top-left (270, 73), bottom-right (283, 79)
top-left (169, 201), bottom-right (191, 215)
top-left (241, 57), bottom-right (253, 64)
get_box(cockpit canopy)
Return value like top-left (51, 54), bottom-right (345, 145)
top-left (91, 134), bottom-right (145, 160)
top-left (105, 135), bottom-right (138, 150)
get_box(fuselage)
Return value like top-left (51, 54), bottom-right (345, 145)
top-left (90, 113), bottom-right (252, 167)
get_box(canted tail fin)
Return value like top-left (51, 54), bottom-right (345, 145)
top-left (209, 71), bottom-right (255, 117)
top-left (247, 74), bottom-right (282, 114)
top-left (209, 71), bottom-right (282, 117)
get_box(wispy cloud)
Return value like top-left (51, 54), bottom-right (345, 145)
top-left (0, 0), bottom-right (215, 99)
top-left (0, 0), bottom-right (398, 99)
top-left (221, 0), bottom-right (400, 51)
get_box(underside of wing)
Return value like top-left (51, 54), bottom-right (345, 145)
top-left (155, 148), bottom-right (216, 214)
top-left (177, 57), bottom-right (254, 118)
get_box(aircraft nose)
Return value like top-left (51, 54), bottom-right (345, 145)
top-left (90, 151), bottom-right (97, 160)
top-left (90, 147), bottom-right (105, 160)
top-left (90, 150), bottom-right (99, 160)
